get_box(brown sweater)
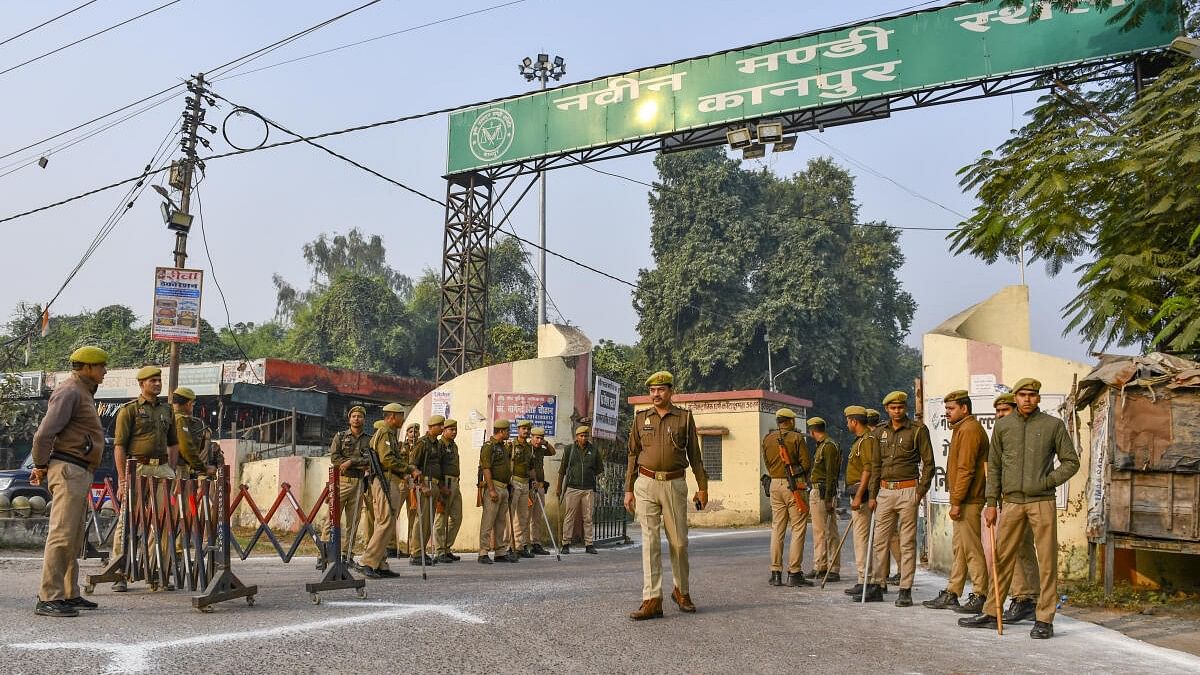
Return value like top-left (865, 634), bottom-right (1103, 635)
top-left (32, 372), bottom-right (105, 470)
top-left (947, 414), bottom-right (988, 506)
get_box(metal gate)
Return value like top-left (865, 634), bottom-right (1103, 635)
top-left (592, 455), bottom-right (628, 545)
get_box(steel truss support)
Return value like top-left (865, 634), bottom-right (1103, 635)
top-left (437, 172), bottom-right (494, 383)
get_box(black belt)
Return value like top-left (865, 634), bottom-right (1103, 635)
top-left (49, 452), bottom-right (90, 471)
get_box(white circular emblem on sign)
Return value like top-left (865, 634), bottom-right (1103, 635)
top-left (468, 108), bottom-right (515, 162)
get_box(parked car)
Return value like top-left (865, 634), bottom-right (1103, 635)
top-left (0, 454), bottom-right (52, 506)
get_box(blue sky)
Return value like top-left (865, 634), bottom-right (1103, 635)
top-left (0, 0), bottom-right (1127, 371)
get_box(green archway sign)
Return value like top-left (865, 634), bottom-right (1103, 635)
top-left (446, 0), bottom-right (1178, 175)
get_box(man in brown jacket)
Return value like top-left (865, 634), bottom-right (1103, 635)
top-left (30, 346), bottom-right (108, 617)
top-left (924, 390), bottom-right (988, 613)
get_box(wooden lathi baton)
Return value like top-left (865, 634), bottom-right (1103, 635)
top-left (989, 518), bottom-right (1003, 636)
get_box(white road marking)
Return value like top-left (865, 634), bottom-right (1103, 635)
top-left (8, 602), bottom-right (484, 674)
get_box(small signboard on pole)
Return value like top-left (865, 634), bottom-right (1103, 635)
top-left (592, 375), bottom-right (621, 440)
top-left (151, 267), bottom-right (203, 344)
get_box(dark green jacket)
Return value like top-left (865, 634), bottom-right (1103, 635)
top-left (561, 442), bottom-right (603, 490)
top-left (810, 438), bottom-right (840, 500)
top-left (986, 408), bottom-right (1079, 506)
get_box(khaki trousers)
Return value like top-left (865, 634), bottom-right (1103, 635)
top-left (947, 502), bottom-right (988, 597)
top-left (112, 462), bottom-right (176, 562)
top-left (809, 488), bottom-right (839, 573)
top-left (986, 500), bottom-right (1059, 623)
top-left (510, 480), bottom-right (532, 548)
top-left (1011, 526), bottom-right (1039, 600)
top-left (479, 480), bottom-right (511, 555)
top-left (871, 486), bottom-right (918, 588)
top-left (436, 477), bottom-right (463, 554)
top-left (530, 486), bottom-right (550, 545)
top-left (635, 475), bottom-right (689, 600)
top-left (360, 478), bottom-right (394, 570)
top-left (39, 460), bottom-right (90, 601)
top-left (562, 487), bottom-right (595, 546)
top-left (880, 524), bottom-right (900, 575)
top-left (322, 476), bottom-right (363, 555)
top-left (850, 507), bottom-right (872, 584)
top-left (388, 482), bottom-right (409, 555)
top-left (408, 484), bottom-right (436, 556)
top-left (769, 479), bottom-right (809, 573)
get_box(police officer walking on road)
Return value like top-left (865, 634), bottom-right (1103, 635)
top-left (959, 378), bottom-right (1079, 639)
top-left (625, 371), bottom-right (708, 621)
top-left (761, 408), bottom-right (811, 588)
top-left (31, 346), bottom-right (108, 617)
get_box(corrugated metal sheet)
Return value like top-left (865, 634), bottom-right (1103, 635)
top-left (262, 359), bottom-right (432, 403)
top-left (230, 383), bottom-right (327, 417)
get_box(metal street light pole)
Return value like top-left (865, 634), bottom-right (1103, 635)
top-left (519, 53), bottom-right (566, 325)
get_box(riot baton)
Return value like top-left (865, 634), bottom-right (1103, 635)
top-left (414, 477), bottom-right (427, 580)
top-left (861, 507), bottom-right (876, 604)
top-left (989, 519), bottom-right (1004, 636)
top-left (822, 518), bottom-right (853, 589)
top-left (533, 487), bottom-right (561, 561)
top-left (426, 478), bottom-right (436, 563)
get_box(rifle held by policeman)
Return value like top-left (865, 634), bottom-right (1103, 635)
top-left (364, 447), bottom-right (395, 515)
top-left (777, 429), bottom-right (809, 515)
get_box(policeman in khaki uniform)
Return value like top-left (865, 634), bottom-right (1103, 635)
top-left (528, 426), bottom-right (556, 555)
top-left (558, 425), bottom-right (603, 554)
top-left (31, 346), bottom-right (108, 617)
top-left (993, 392), bottom-right (1039, 624)
top-left (842, 406), bottom-right (878, 597)
top-left (366, 403), bottom-right (422, 578)
top-left (625, 371), bottom-right (708, 621)
top-left (111, 365), bottom-right (180, 592)
top-left (509, 420), bottom-right (537, 557)
top-left (435, 419), bottom-right (463, 563)
top-left (867, 407), bottom-right (901, 585)
top-left (924, 390), bottom-right (989, 613)
top-left (479, 419), bottom-right (516, 564)
top-left (807, 416), bottom-right (841, 582)
top-left (960, 378), bottom-right (1079, 639)
top-left (322, 406), bottom-right (374, 564)
top-left (171, 387), bottom-right (216, 479)
top-left (761, 408), bottom-right (811, 588)
top-left (407, 415), bottom-right (445, 566)
top-left (865, 391), bottom-right (934, 607)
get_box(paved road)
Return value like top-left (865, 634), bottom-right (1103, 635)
top-left (1, 524), bottom-right (1198, 674)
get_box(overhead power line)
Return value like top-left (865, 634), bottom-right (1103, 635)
top-left (0, 0), bottom-right (103, 48)
top-left (0, 0), bottom-right (187, 80)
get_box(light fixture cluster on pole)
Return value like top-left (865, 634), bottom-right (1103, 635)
top-left (726, 120), bottom-right (796, 160)
top-left (518, 53), bottom-right (567, 326)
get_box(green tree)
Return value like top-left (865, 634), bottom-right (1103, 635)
top-left (7, 303), bottom-right (150, 370)
top-left (218, 321), bottom-right (288, 359)
top-left (591, 339), bottom-right (648, 436)
top-left (1000, 0), bottom-right (1185, 31)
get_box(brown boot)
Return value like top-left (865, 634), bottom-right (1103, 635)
top-left (671, 587), bottom-right (696, 613)
top-left (628, 597), bottom-right (663, 621)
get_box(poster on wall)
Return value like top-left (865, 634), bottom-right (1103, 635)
top-left (431, 389), bottom-right (452, 419)
top-left (492, 393), bottom-right (557, 436)
top-left (925, 393), bottom-right (1068, 509)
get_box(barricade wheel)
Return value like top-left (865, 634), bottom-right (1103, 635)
top-left (199, 605), bottom-right (214, 613)
top-left (310, 593), bottom-right (321, 605)
top-left (356, 587), bottom-right (367, 599)
top-left (83, 583), bottom-right (94, 595)
top-left (149, 583), bottom-right (159, 592)
top-left (246, 595), bottom-right (256, 606)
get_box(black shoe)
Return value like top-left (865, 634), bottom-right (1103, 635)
top-left (958, 613), bottom-right (998, 629)
top-left (844, 583), bottom-right (864, 596)
top-left (1004, 598), bottom-right (1037, 623)
top-left (395, 550), bottom-right (410, 559)
top-left (560, 545), bottom-right (571, 554)
top-left (361, 567), bottom-right (382, 579)
top-left (585, 545), bottom-right (598, 554)
top-left (805, 569), bottom-right (824, 579)
top-left (824, 572), bottom-right (841, 583)
top-left (436, 553), bottom-right (455, 564)
top-left (386, 547), bottom-right (398, 558)
top-left (520, 547), bottom-right (536, 558)
top-left (506, 552), bottom-right (520, 563)
top-left (860, 584), bottom-right (884, 602)
top-left (377, 567), bottom-right (400, 578)
top-left (112, 580), bottom-right (127, 593)
top-left (35, 599), bottom-right (79, 617)
top-left (895, 588), bottom-right (913, 607)
top-left (64, 596), bottom-right (98, 610)
top-left (1030, 620), bottom-right (1054, 639)
top-left (478, 555), bottom-right (494, 565)
top-left (448, 552), bottom-right (461, 561)
top-left (954, 592), bottom-right (987, 614)
top-left (887, 573), bottom-right (901, 584)
top-left (923, 590), bottom-right (960, 610)
top-left (769, 571), bottom-right (783, 586)
top-left (531, 544), bottom-right (550, 556)
top-left (409, 555), bottom-right (435, 566)
top-left (788, 572), bottom-right (813, 587)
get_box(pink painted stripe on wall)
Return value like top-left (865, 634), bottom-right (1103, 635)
top-left (486, 362), bottom-right (514, 420)
top-left (967, 341), bottom-right (1003, 385)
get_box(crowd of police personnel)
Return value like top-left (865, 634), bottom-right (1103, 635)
top-left (28, 346), bottom-right (1077, 636)
top-left (765, 380), bottom-right (1079, 640)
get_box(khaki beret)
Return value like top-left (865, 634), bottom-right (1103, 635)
top-left (531, 426), bottom-right (546, 436)
top-left (1012, 377), bottom-right (1042, 393)
top-left (516, 419), bottom-right (533, 428)
top-left (944, 389), bottom-right (970, 404)
top-left (373, 420), bottom-right (387, 430)
top-left (443, 418), bottom-right (458, 428)
top-left (382, 402), bottom-right (405, 413)
top-left (993, 393), bottom-right (1016, 408)
top-left (348, 405), bottom-right (367, 418)
top-left (173, 387), bottom-right (196, 401)
top-left (645, 370), bottom-right (674, 387)
top-left (69, 345), bottom-right (108, 365)
top-left (428, 415), bottom-right (446, 426)
top-left (136, 365), bottom-right (162, 381)
top-left (806, 417), bottom-right (826, 428)
top-left (575, 425), bottom-right (590, 436)
top-left (775, 408), bottom-right (797, 419)
top-left (882, 391), bottom-right (908, 405)
top-left (844, 405), bottom-right (867, 417)
top-left (493, 418), bottom-right (511, 431)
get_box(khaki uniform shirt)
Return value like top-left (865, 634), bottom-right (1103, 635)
top-left (114, 394), bottom-right (175, 460)
top-left (810, 438), bottom-right (840, 500)
top-left (846, 431), bottom-right (879, 489)
top-left (480, 439), bottom-right (512, 484)
top-left (330, 428), bottom-right (372, 478)
top-left (31, 372), bottom-right (104, 470)
top-left (510, 439), bottom-right (535, 482)
top-left (761, 429), bottom-right (811, 480)
top-left (440, 437), bottom-right (460, 478)
top-left (947, 414), bottom-right (988, 506)
top-left (531, 441), bottom-right (555, 483)
top-left (626, 405), bottom-right (707, 490)
top-left (870, 416), bottom-right (935, 500)
top-left (174, 412), bottom-right (210, 475)
top-left (374, 426), bottom-right (415, 479)
top-left (410, 434), bottom-right (444, 480)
